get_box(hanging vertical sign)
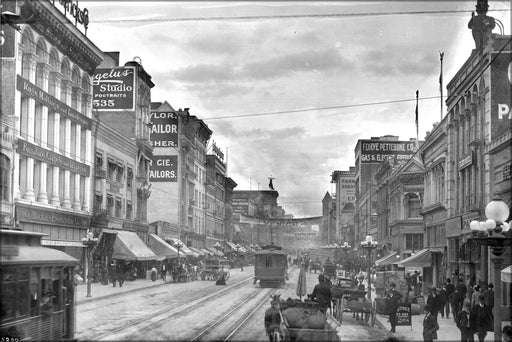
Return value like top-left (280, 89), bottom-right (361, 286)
top-left (92, 67), bottom-right (135, 111)
top-left (149, 111), bottom-right (178, 147)
top-left (490, 52), bottom-right (512, 140)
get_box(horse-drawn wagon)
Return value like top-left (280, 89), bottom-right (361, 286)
top-left (266, 296), bottom-right (338, 342)
top-left (200, 257), bottom-right (230, 281)
top-left (329, 277), bottom-right (375, 325)
top-left (309, 261), bottom-right (322, 273)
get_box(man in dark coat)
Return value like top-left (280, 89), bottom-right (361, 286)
top-left (310, 274), bottom-right (332, 314)
top-left (454, 277), bottom-right (467, 319)
top-left (457, 302), bottom-right (475, 342)
top-left (445, 278), bottom-right (456, 319)
top-left (438, 286), bottom-right (447, 318)
top-left (386, 282), bottom-right (402, 333)
top-left (423, 304), bottom-right (439, 342)
top-left (483, 283), bottom-right (494, 313)
top-left (427, 287), bottom-right (444, 318)
top-left (473, 294), bottom-right (493, 342)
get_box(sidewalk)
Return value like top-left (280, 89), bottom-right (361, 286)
top-left (367, 280), bottom-right (510, 341)
top-left (75, 266), bottom-right (254, 305)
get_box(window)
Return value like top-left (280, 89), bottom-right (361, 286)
top-left (107, 160), bottom-right (116, 181)
top-left (115, 197), bottom-right (122, 218)
top-left (0, 154), bottom-right (10, 202)
top-left (116, 164), bottom-right (124, 183)
top-left (405, 234), bottom-right (423, 250)
top-left (127, 167), bottom-right (133, 189)
top-left (106, 194), bottom-right (114, 216)
top-left (126, 200), bottom-right (132, 219)
top-left (0, 267), bottom-right (29, 322)
top-left (96, 152), bottom-right (103, 167)
top-left (94, 194), bottom-right (102, 208)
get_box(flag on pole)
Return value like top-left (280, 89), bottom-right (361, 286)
top-left (439, 51), bottom-right (444, 120)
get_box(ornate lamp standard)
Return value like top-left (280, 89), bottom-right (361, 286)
top-left (340, 242), bottom-right (351, 271)
top-left (360, 235), bottom-right (378, 300)
top-left (175, 240), bottom-right (184, 260)
top-left (81, 230), bottom-right (98, 298)
top-left (470, 198), bottom-right (511, 342)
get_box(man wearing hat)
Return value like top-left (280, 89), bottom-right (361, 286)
top-left (386, 282), bottom-right (402, 333)
top-left (427, 287), bottom-right (443, 318)
top-left (423, 304), bottom-right (439, 342)
top-left (310, 274), bottom-right (332, 314)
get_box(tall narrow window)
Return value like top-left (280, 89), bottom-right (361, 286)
top-left (0, 154), bottom-right (10, 202)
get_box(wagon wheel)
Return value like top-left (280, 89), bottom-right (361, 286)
top-left (371, 300), bottom-right (376, 327)
top-left (336, 298), bottom-right (343, 324)
top-left (225, 270), bottom-right (230, 281)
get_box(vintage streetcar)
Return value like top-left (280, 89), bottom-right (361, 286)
top-left (0, 230), bottom-right (78, 341)
top-left (254, 245), bottom-right (288, 287)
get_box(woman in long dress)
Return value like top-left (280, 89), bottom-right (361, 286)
top-left (216, 266), bottom-right (226, 285)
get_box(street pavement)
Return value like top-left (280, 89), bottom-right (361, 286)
top-left (75, 266), bottom-right (254, 305)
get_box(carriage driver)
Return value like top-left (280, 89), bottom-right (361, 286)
top-left (310, 274), bottom-right (332, 314)
top-left (264, 294), bottom-right (283, 342)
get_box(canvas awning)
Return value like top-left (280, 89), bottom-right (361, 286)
top-left (112, 231), bottom-right (157, 261)
top-left (1, 246), bottom-right (78, 266)
top-left (396, 248), bottom-right (431, 268)
top-left (188, 247), bottom-right (206, 256)
top-left (166, 238), bottom-right (195, 256)
top-left (200, 248), bottom-right (213, 256)
top-left (206, 247), bottom-right (224, 256)
top-left (225, 241), bottom-right (239, 252)
top-left (147, 234), bottom-right (178, 260)
top-left (375, 251), bottom-right (399, 266)
top-left (502, 265), bottom-right (512, 283)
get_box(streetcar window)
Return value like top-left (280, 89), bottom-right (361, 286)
top-left (0, 268), bottom-right (29, 322)
top-left (265, 255), bottom-right (272, 267)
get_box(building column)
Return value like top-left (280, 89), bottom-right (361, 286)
top-left (37, 63), bottom-right (51, 204)
top-left (62, 118), bottom-right (72, 208)
top-left (50, 112), bottom-right (61, 205)
top-left (82, 129), bottom-right (92, 211)
top-left (72, 125), bottom-right (82, 210)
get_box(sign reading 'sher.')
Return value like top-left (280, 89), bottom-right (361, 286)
top-left (92, 67), bottom-right (135, 111)
top-left (149, 155), bottom-right (177, 182)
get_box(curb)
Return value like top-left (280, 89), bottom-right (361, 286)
top-left (76, 280), bottom-right (171, 305)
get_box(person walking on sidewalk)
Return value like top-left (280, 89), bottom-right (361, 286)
top-left (423, 304), bottom-right (439, 342)
top-left (454, 277), bottom-right (467, 319)
top-left (445, 278), bottom-right (456, 319)
top-left (471, 285), bottom-right (481, 307)
top-left (109, 260), bottom-right (117, 287)
top-left (427, 287), bottom-right (443, 318)
top-left (161, 263), bottom-right (167, 282)
top-left (438, 285), bottom-right (447, 318)
top-left (482, 283), bottom-right (494, 313)
top-left (456, 302), bottom-right (475, 342)
top-left (151, 265), bottom-right (158, 282)
top-left (472, 294), bottom-right (493, 342)
top-left (386, 282), bottom-right (402, 333)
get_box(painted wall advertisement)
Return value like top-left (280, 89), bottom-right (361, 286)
top-left (93, 67), bottom-right (135, 111)
top-left (491, 52), bottom-right (512, 140)
top-left (360, 141), bottom-right (416, 163)
top-left (150, 111), bottom-right (178, 147)
top-left (149, 155), bottom-right (177, 182)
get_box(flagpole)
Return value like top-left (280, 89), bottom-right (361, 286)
top-left (415, 90), bottom-right (419, 149)
top-left (439, 51), bottom-right (444, 120)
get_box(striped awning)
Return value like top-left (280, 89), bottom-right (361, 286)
top-left (112, 231), bottom-right (157, 261)
top-left (147, 234), bottom-right (178, 260)
top-left (225, 241), bottom-right (239, 252)
top-left (396, 248), bottom-right (431, 268)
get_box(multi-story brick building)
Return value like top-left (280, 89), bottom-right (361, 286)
top-left (330, 167), bottom-right (356, 245)
top-left (205, 150), bottom-right (227, 248)
top-left (1, 0), bottom-right (103, 261)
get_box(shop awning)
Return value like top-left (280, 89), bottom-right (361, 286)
top-left (225, 241), bottom-right (239, 252)
top-left (200, 248), bottom-right (213, 256)
top-left (375, 251), bottom-right (399, 266)
top-left (188, 247), bottom-right (206, 256)
top-left (206, 247), bottom-right (224, 256)
top-left (147, 234), bottom-right (178, 260)
top-left (396, 248), bottom-right (431, 268)
top-left (502, 265), bottom-right (512, 283)
top-left (166, 238), bottom-right (195, 256)
top-left (112, 231), bottom-right (157, 261)
top-left (1, 246), bottom-right (78, 266)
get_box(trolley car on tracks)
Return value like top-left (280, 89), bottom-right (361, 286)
top-left (0, 229), bottom-right (79, 341)
top-left (254, 245), bottom-right (288, 287)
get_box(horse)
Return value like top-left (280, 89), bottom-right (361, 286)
top-left (264, 294), bottom-right (287, 342)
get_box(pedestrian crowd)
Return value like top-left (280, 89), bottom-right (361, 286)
top-left (383, 274), bottom-right (505, 342)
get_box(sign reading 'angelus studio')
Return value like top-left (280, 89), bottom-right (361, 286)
top-left (93, 67), bottom-right (135, 111)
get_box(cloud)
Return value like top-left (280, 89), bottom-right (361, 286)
top-left (360, 47), bottom-right (438, 77)
top-left (173, 64), bottom-right (235, 83)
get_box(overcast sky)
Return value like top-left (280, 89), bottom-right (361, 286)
top-left (84, 1), bottom-right (510, 217)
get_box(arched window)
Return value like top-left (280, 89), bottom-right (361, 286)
top-left (0, 154), bottom-right (11, 202)
top-left (48, 50), bottom-right (60, 96)
top-left (60, 59), bottom-right (71, 104)
top-left (21, 28), bottom-right (35, 78)
top-left (71, 66), bottom-right (81, 110)
top-left (406, 193), bottom-right (421, 218)
top-left (81, 75), bottom-right (91, 116)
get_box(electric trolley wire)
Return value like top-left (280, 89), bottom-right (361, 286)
top-left (89, 9), bottom-right (511, 24)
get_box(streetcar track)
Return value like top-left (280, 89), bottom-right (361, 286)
top-left (86, 275), bottom-right (255, 340)
top-left (189, 287), bottom-right (277, 342)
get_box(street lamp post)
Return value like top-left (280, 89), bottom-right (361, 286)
top-left (340, 242), bottom-right (351, 272)
top-left (470, 198), bottom-right (511, 342)
top-left (81, 230), bottom-right (98, 298)
top-left (360, 235), bottom-right (378, 301)
top-left (176, 240), bottom-right (184, 260)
